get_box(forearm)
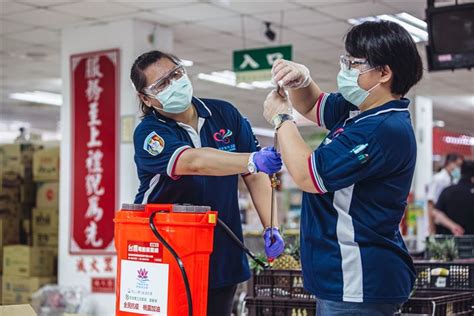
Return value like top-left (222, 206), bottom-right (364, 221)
top-left (432, 208), bottom-right (457, 230)
top-left (289, 81), bottom-right (323, 116)
top-left (175, 148), bottom-right (249, 176)
top-left (244, 173), bottom-right (276, 228)
top-left (277, 121), bottom-right (316, 193)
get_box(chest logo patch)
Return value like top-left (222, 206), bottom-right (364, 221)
top-left (143, 131), bottom-right (165, 156)
top-left (213, 129), bottom-right (233, 144)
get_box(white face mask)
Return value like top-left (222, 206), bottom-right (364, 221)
top-left (336, 67), bottom-right (380, 107)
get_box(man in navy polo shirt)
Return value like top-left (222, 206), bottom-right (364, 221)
top-left (263, 21), bottom-right (423, 315)
top-left (130, 50), bottom-right (285, 316)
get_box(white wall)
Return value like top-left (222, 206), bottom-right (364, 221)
top-left (59, 19), bottom-right (172, 315)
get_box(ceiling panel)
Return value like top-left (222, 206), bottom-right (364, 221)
top-left (5, 28), bottom-right (60, 45)
top-left (154, 3), bottom-right (237, 23)
top-left (16, 0), bottom-right (78, 6)
top-left (213, 1), bottom-right (299, 15)
top-left (254, 8), bottom-right (334, 26)
top-left (0, 1), bottom-right (34, 16)
top-left (313, 1), bottom-right (397, 20)
top-left (52, 1), bottom-right (137, 19)
top-left (113, 0), bottom-right (198, 10)
top-left (195, 15), bottom-right (264, 34)
top-left (3, 8), bottom-right (85, 29)
top-left (0, 19), bottom-right (34, 34)
top-left (291, 20), bottom-right (352, 37)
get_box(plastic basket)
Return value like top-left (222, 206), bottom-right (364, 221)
top-left (426, 235), bottom-right (474, 259)
top-left (245, 297), bottom-right (316, 316)
top-left (414, 260), bottom-right (474, 291)
top-left (401, 291), bottom-right (474, 316)
top-left (248, 270), bottom-right (316, 301)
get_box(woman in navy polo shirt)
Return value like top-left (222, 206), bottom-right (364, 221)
top-left (130, 50), bottom-right (284, 316)
top-left (263, 21), bottom-right (423, 315)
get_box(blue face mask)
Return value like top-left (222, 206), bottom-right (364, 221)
top-left (337, 67), bottom-right (380, 107)
top-left (154, 75), bottom-right (193, 114)
top-left (451, 167), bottom-right (461, 183)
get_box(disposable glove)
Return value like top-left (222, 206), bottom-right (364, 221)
top-left (263, 227), bottom-right (285, 259)
top-left (272, 59), bottom-right (311, 89)
top-left (252, 147), bottom-right (282, 174)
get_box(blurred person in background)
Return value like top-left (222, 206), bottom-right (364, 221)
top-left (432, 160), bottom-right (474, 235)
top-left (427, 153), bottom-right (464, 234)
top-left (263, 20), bottom-right (422, 315)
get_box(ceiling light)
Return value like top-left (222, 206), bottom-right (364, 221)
top-left (9, 91), bottom-right (62, 106)
top-left (197, 70), bottom-right (275, 90)
top-left (433, 120), bottom-right (446, 128)
top-left (348, 12), bottom-right (428, 43)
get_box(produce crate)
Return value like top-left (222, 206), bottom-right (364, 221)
top-left (414, 261), bottom-right (474, 291)
top-left (426, 235), bottom-right (474, 259)
top-left (245, 297), bottom-right (316, 316)
top-left (401, 291), bottom-right (474, 316)
top-left (248, 270), bottom-right (315, 301)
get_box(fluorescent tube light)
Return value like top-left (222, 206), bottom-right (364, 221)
top-left (9, 91), bottom-right (62, 106)
top-left (181, 59), bottom-right (194, 67)
top-left (197, 70), bottom-right (275, 90)
top-left (348, 12), bottom-right (428, 43)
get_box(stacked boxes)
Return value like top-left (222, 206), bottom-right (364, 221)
top-left (0, 144), bottom-right (60, 305)
top-left (32, 148), bottom-right (60, 254)
top-left (2, 246), bottom-right (56, 305)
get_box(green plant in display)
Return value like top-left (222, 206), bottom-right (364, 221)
top-left (426, 236), bottom-right (458, 261)
top-left (249, 253), bottom-right (268, 275)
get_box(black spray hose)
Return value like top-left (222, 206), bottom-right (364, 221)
top-left (149, 212), bottom-right (193, 316)
top-left (217, 218), bottom-right (270, 270)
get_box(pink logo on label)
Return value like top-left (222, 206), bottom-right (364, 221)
top-left (137, 268), bottom-right (149, 281)
top-left (213, 129), bottom-right (233, 144)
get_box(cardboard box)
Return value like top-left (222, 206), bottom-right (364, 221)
top-left (32, 208), bottom-right (58, 232)
top-left (2, 275), bottom-right (56, 305)
top-left (36, 182), bottom-right (59, 208)
top-left (0, 217), bottom-right (20, 273)
top-left (0, 304), bottom-right (37, 316)
top-left (32, 208), bottom-right (58, 247)
top-left (33, 148), bottom-right (60, 182)
top-left (3, 245), bottom-right (55, 277)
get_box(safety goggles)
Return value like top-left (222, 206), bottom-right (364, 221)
top-left (143, 64), bottom-right (186, 95)
top-left (339, 54), bottom-right (372, 72)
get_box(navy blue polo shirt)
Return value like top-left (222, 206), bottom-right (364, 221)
top-left (133, 97), bottom-right (260, 289)
top-left (301, 93), bottom-right (417, 303)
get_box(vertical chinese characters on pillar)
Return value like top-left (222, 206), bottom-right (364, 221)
top-left (84, 56), bottom-right (104, 248)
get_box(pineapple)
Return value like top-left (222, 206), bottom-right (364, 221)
top-left (271, 254), bottom-right (301, 270)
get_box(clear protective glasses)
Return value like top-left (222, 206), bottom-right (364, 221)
top-left (143, 63), bottom-right (186, 95)
top-left (339, 54), bottom-right (372, 72)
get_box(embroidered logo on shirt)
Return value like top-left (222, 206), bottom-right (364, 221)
top-left (213, 129), bottom-right (233, 144)
top-left (350, 143), bottom-right (369, 164)
top-left (143, 131), bottom-right (165, 156)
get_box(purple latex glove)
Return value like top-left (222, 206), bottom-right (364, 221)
top-left (252, 147), bottom-right (282, 175)
top-left (263, 227), bottom-right (285, 259)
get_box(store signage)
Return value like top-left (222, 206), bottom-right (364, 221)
top-left (433, 128), bottom-right (473, 156)
top-left (70, 49), bottom-right (119, 254)
top-left (233, 45), bottom-right (292, 83)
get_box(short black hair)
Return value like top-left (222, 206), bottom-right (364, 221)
top-left (345, 20), bottom-right (423, 96)
top-left (445, 152), bottom-right (463, 167)
top-left (461, 160), bottom-right (474, 179)
top-left (130, 50), bottom-right (180, 117)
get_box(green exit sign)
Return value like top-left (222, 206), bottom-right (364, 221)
top-left (233, 45), bottom-right (292, 83)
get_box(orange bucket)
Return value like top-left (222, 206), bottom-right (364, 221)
top-left (114, 204), bottom-right (217, 316)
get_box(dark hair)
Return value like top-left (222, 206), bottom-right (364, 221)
top-left (345, 20), bottom-right (423, 96)
top-left (445, 153), bottom-right (463, 167)
top-left (461, 160), bottom-right (474, 179)
top-left (130, 50), bottom-right (180, 116)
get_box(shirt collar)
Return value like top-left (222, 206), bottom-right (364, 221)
top-left (151, 96), bottom-right (212, 126)
top-left (346, 98), bottom-right (410, 125)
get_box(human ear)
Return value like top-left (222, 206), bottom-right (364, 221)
top-left (380, 65), bottom-right (393, 84)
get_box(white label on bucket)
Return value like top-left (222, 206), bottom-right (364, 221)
top-left (119, 259), bottom-right (169, 315)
